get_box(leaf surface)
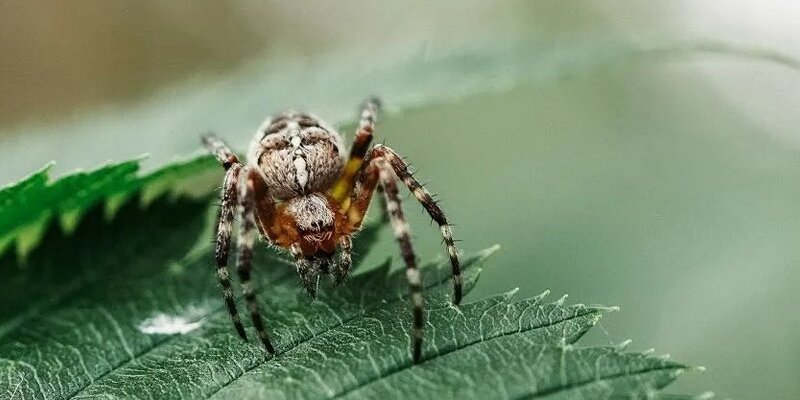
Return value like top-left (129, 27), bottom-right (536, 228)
top-left (0, 159), bottom-right (698, 399)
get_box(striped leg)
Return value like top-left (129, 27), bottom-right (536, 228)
top-left (375, 185), bottom-right (390, 223)
top-left (373, 145), bottom-right (463, 305)
top-left (291, 243), bottom-right (321, 299)
top-left (334, 236), bottom-right (353, 284)
top-left (378, 160), bottom-right (425, 363)
top-left (330, 97), bottom-right (382, 203)
top-left (202, 134), bottom-right (240, 170)
top-left (344, 154), bottom-right (381, 230)
top-left (214, 164), bottom-right (247, 340)
top-left (237, 167), bottom-right (276, 354)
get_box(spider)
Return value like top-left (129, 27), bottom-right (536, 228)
top-left (201, 97), bottom-right (461, 363)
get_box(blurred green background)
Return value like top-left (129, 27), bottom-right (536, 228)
top-left (1, 1), bottom-right (798, 398)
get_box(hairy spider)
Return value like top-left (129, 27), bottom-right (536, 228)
top-left (201, 97), bottom-right (461, 363)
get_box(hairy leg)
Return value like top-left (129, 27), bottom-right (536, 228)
top-left (334, 236), bottom-right (353, 284)
top-left (202, 134), bottom-right (241, 170)
top-left (330, 97), bottom-right (382, 203)
top-left (291, 243), bottom-right (321, 299)
top-left (372, 145), bottom-right (463, 304)
top-left (237, 167), bottom-right (276, 354)
top-left (214, 163), bottom-right (247, 340)
top-left (378, 160), bottom-right (425, 363)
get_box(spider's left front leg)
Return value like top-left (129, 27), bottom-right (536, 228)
top-left (376, 158), bottom-right (426, 363)
top-left (371, 145), bottom-right (464, 305)
top-left (345, 147), bottom-right (462, 363)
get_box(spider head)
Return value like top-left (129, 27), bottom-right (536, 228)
top-left (284, 193), bottom-right (342, 257)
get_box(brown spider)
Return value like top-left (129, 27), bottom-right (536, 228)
top-left (201, 97), bottom-right (461, 363)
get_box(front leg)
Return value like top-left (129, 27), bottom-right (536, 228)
top-left (214, 164), bottom-right (248, 341)
top-left (377, 159), bottom-right (425, 363)
top-left (203, 134), bottom-right (249, 341)
top-left (348, 145), bottom-right (463, 305)
top-left (372, 145), bottom-right (463, 305)
top-left (237, 167), bottom-right (276, 354)
top-left (330, 97), bottom-right (381, 203)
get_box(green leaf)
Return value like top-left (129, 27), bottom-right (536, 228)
top-left (0, 155), bottom-right (219, 259)
top-left (0, 157), bottom-right (700, 399)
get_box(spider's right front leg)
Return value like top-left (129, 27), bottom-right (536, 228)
top-left (204, 134), bottom-right (278, 354)
top-left (205, 135), bottom-right (255, 343)
top-left (212, 157), bottom-right (248, 341)
top-left (237, 167), bottom-right (277, 354)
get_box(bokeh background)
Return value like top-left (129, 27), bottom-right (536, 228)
top-left (1, 1), bottom-right (799, 398)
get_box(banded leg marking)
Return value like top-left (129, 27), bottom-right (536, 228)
top-left (374, 145), bottom-right (463, 305)
top-left (202, 134), bottom-right (240, 170)
top-left (378, 160), bottom-right (424, 363)
top-left (237, 168), bottom-right (276, 354)
top-left (331, 97), bottom-right (382, 203)
top-left (215, 164), bottom-right (247, 340)
top-left (335, 236), bottom-right (353, 284)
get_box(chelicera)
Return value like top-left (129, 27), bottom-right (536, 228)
top-left (202, 97), bottom-right (461, 363)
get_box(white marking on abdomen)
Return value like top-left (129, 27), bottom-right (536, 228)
top-left (294, 156), bottom-right (308, 189)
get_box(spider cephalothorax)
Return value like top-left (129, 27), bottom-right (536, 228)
top-left (202, 98), bottom-right (461, 362)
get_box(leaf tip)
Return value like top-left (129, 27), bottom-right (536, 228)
top-left (478, 244), bottom-right (501, 259)
top-left (41, 160), bottom-right (56, 173)
top-left (504, 287), bottom-right (521, 299)
top-left (695, 391), bottom-right (715, 400)
top-left (534, 289), bottom-right (551, 302)
top-left (555, 293), bottom-right (568, 306)
top-left (616, 338), bottom-right (633, 350)
top-left (133, 153), bottom-right (151, 162)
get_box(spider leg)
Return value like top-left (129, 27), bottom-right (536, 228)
top-left (377, 159), bottom-right (425, 363)
top-left (344, 154), bottom-right (381, 230)
top-left (202, 134), bottom-right (241, 170)
top-left (372, 145), bottom-right (463, 305)
top-left (213, 163), bottom-right (248, 340)
top-left (248, 167), bottom-right (280, 242)
top-left (334, 236), bottom-right (353, 284)
top-left (330, 97), bottom-right (382, 203)
top-left (375, 185), bottom-right (390, 223)
top-left (237, 167), bottom-right (276, 354)
top-left (291, 243), bottom-right (321, 299)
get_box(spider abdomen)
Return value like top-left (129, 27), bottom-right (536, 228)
top-left (249, 112), bottom-right (345, 199)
